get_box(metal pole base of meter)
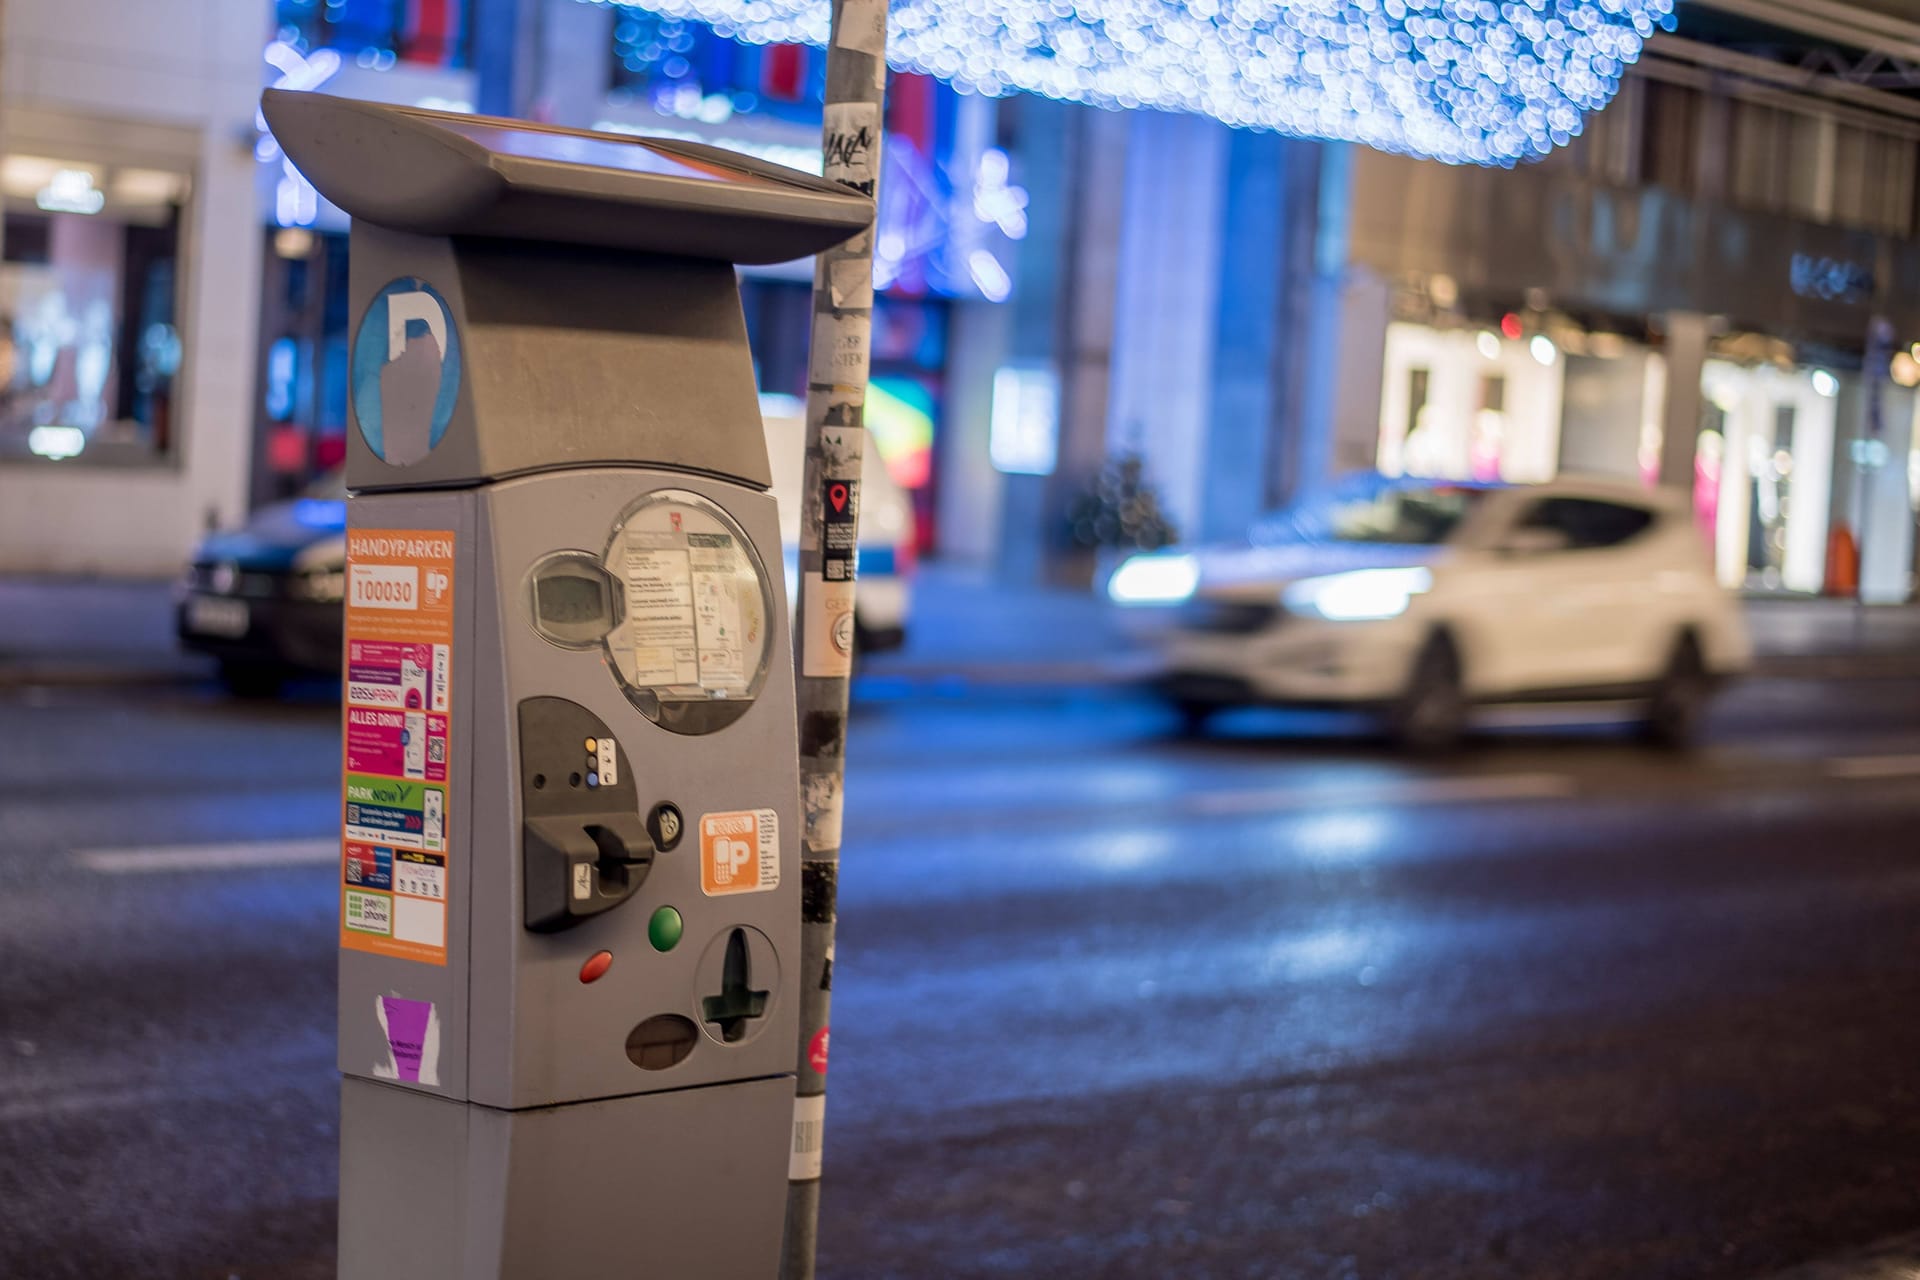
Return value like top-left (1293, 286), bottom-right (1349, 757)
top-left (783, 1), bottom-right (887, 1276)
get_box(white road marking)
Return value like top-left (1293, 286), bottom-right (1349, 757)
top-left (75, 838), bottom-right (336, 874)
top-left (70, 773), bottom-right (1579, 874)
top-left (1825, 754), bottom-right (1920, 780)
top-left (1185, 772), bottom-right (1577, 816)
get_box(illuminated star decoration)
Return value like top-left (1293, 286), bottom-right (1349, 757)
top-left (590, 0), bottom-right (1673, 164)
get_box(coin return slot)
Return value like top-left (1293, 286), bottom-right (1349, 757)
top-left (626, 1014), bottom-right (697, 1070)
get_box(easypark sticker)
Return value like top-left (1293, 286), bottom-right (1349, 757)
top-left (700, 809), bottom-right (779, 896)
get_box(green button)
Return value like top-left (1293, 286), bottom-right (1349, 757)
top-left (648, 906), bottom-right (684, 952)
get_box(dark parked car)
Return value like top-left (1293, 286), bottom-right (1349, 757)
top-left (176, 471), bottom-right (347, 694)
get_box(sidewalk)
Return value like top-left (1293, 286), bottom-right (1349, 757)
top-left (1, 568), bottom-right (1916, 691)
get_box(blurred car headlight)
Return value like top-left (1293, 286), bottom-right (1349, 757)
top-left (1282, 567), bottom-right (1432, 621)
top-left (292, 568), bottom-right (346, 602)
top-left (292, 537), bottom-right (346, 602)
top-left (1108, 552), bottom-right (1199, 606)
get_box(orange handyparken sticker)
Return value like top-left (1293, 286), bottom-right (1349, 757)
top-left (700, 809), bottom-right (780, 896)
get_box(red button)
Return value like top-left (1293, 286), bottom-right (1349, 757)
top-left (579, 950), bottom-right (613, 984)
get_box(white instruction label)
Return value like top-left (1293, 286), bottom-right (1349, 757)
top-left (802, 577), bottom-right (857, 678)
top-left (625, 547), bottom-right (698, 685)
top-left (809, 313), bottom-right (871, 389)
top-left (790, 1093), bottom-right (827, 1180)
top-left (833, 0), bottom-right (885, 54)
top-left (828, 259), bottom-right (875, 311)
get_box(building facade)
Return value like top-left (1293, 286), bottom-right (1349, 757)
top-left (0, 0), bottom-right (263, 573)
top-left (5, 0), bottom-right (1917, 604)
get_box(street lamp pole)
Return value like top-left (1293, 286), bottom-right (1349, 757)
top-left (782, 0), bottom-right (887, 1274)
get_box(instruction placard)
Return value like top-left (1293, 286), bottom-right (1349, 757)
top-left (341, 529), bottom-right (455, 966)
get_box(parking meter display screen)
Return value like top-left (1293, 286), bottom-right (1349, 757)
top-left (602, 490), bottom-right (773, 732)
top-left (536, 573), bottom-right (604, 626)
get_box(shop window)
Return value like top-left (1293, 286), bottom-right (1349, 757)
top-left (275, 0), bottom-right (470, 68)
top-left (1517, 497), bottom-right (1655, 550)
top-left (611, 14), bottom-right (824, 124)
top-left (0, 155), bottom-right (188, 465)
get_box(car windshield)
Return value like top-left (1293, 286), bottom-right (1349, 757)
top-left (1259, 484), bottom-right (1490, 546)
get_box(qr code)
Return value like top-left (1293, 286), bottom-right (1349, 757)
top-left (427, 740), bottom-right (446, 764)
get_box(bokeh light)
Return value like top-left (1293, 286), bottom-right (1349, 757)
top-left (584, 0), bottom-right (1675, 164)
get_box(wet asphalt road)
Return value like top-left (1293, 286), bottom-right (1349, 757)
top-left (3, 671), bottom-right (1920, 1279)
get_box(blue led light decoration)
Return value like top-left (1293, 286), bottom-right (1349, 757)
top-left (584, 0), bottom-right (1673, 164)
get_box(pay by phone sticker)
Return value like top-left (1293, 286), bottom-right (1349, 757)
top-left (700, 809), bottom-right (780, 896)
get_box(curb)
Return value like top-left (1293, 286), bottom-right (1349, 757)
top-left (0, 660), bottom-right (212, 691)
top-left (1752, 1233), bottom-right (1920, 1279)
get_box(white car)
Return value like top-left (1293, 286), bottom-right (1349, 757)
top-left (1109, 475), bottom-right (1750, 748)
top-left (764, 407), bottom-right (914, 652)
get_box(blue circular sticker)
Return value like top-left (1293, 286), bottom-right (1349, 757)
top-left (351, 278), bottom-right (462, 466)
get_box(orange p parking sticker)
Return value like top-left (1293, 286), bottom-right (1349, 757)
top-left (700, 809), bottom-right (780, 896)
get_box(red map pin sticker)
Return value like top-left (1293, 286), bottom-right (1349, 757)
top-left (808, 1025), bottom-right (830, 1075)
top-left (828, 483), bottom-right (848, 514)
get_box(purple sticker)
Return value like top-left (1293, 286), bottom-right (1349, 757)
top-left (381, 996), bottom-right (432, 1082)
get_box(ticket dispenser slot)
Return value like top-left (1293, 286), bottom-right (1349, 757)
top-left (519, 696), bottom-right (650, 932)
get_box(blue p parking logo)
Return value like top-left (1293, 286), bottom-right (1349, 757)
top-left (351, 278), bottom-right (462, 466)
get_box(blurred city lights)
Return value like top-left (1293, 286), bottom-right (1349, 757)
top-left (1475, 330), bottom-right (1501, 360)
top-left (1529, 333), bottom-right (1556, 365)
top-left (1108, 552), bottom-right (1200, 605)
top-left (1812, 369), bottom-right (1839, 397)
top-left (27, 426), bottom-right (86, 460)
top-left (34, 169), bottom-right (104, 215)
top-left (581, 0), bottom-right (1673, 164)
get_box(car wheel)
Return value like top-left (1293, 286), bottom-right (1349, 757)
top-left (219, 661), bottom-right (286, 699)
top-left (1641, 633), bottom-right (1708, 750)
top-left (1391, 634), bottom-right (1466, 752)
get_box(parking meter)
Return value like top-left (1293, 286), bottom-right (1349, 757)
top-left (262, 90), bottom-right (871, 1279)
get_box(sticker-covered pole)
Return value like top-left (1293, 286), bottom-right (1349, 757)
top-left (782, 0), bottom-right (885, 1274)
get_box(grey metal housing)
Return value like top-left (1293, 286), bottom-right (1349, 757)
top-left (273, 90), bottom-right (867, 1280)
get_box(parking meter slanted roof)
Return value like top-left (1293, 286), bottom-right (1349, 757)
top-left (260, 90), bottom-right (873, 494)
top-left (260, 90), bottom-right (871, 263)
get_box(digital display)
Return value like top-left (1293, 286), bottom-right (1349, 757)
top-left (535, 573), bottom-right (607, 627)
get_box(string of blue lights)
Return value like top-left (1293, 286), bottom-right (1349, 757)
top-left (577, 0), bottom-right (1675, 164)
